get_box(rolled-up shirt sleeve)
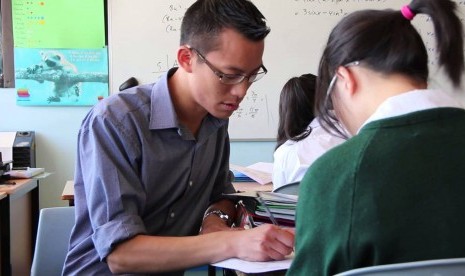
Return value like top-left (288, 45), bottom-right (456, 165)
top-left (209, 133), bottom-right (236, 203)
top-left (79, 113), bottom-right (147, 260)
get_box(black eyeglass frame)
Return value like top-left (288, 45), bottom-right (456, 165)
top-left (324, 61), bottom-right (360, 108)
top-left (189, 47), bottom-right (268, 85)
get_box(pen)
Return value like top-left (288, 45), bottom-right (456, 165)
top-left (236, 200), bottom-right (255, 229)
top-left (256, 191), bottom-right (280, 226)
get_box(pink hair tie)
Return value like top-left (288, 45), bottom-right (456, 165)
top-left (401, 5), bottom-right (415, 21)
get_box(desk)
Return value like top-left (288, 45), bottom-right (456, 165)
top-left (0, 178), bottom-right (41, 276)
top-left (61, 180), bottom-right (272, 206)
top-left (61, 180), bottom-right (75, 206)
top-left (233, 182), bottom-right (273, 193)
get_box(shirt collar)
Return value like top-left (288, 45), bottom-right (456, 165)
top-left (149, 68), bottom-right (228, 137)
top-left (358, 89), bottom-right (464, 133)
top-left (149, 68), bottom-right (179, 130)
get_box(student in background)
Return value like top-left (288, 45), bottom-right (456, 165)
top-left (288, 0), bottom-right (465, 275)
top-left (272, 73), bottom-right (345, 190)
top-left (63, 0), bottom-right (294, 275)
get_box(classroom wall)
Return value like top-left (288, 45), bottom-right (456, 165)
top-left (0, 87), bottom-right (275, 208)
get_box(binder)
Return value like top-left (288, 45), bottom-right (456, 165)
top-left (232, 192), bottom-right (297, 228)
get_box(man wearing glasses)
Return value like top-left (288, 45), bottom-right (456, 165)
top-left (63, 0), bottom-right (294, 275)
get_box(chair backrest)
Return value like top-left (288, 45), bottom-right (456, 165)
top-left (31, 206), bottom-right (75, 276)
top-left (273, 181), bottom-right (300, 195)
top-left (335, 258), bottom-right (465, 276)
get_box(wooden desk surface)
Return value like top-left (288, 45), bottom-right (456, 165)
top-left (62, 180), bottom-right (75, 200)
top-left (233, 182), bottom-right (272, 192)
top-left (61, 180), bottom-right (273, 200)
top-left (0, 178), bottom-right (37, 195)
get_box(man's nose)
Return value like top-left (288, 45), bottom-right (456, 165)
top-left (230, 81), bottom-right (251, 99)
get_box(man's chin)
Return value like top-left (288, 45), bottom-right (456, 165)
top-left (210, 110), bottom-right (234, 119)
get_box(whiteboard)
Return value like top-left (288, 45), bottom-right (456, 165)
top-left (108, 0), bottom-right (465, 140)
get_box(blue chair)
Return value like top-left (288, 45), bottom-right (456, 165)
top-left (31, 207), bottom-right (75, 276)
top-left (335, 258), bottom-right (465, 276)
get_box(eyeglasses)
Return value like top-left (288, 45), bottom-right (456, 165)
top-left (189, 47), bottom-right (268, 85)
top-left (325, 61), bottom-right (360, 104)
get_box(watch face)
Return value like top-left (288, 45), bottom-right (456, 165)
top-left (218, 213), bottom-right (229, 220)
top-left (205, 210), bottom-right (230, 224)
top-left (214, 210), bottom-right (228, 220)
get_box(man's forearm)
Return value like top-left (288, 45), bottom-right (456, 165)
top-left (106, 232), bottom-right (234, 274)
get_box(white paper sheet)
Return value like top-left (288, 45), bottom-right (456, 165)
top-left (247, 162), bottom-right (273, 174)
top-left (0, 132), bottom-right (16, 164)
top-left (230, 163), bottom-right (273, 185)
top-left (211, 253), bottom-right (294, 273)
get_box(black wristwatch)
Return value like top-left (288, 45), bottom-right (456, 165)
top-left (203, 210), bottom-right (231, 225)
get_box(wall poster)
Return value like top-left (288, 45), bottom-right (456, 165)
top-left (12, 0), bottom-right (108, 106)
top-left (15, 48), bottom-right (108, 105)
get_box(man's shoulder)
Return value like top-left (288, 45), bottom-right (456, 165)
top-left (95, 83), bottom-right (155, 115)
top-left (79, 83), bottom-right (157, 134)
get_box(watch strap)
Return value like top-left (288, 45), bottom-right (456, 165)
top-left (203, 209), bottom-right (231, 225)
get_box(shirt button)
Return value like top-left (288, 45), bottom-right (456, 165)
top-left (189, 180), bottom-right (193, 187)
top-left (170, 212), bottom-right (175, 218)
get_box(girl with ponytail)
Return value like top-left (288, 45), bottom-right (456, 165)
top-left (289, 1), bottom-right (465, 275)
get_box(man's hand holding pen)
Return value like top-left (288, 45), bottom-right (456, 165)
top-left (200, 198), bottom-right (295, 262)
top-left (230, 224), bottom-right (294, 261)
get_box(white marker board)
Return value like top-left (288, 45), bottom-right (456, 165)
top-left (108, 0), bottom-right (465, 140)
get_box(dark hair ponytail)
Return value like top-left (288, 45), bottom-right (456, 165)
top-left (276, 74), bottom-right (317, 150)
top-left (409, 0), bottom-right (464, 87)
top-left (315, 0), bottom-right (464, 138)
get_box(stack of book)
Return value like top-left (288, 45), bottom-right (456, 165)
top-left (254, 192), bottom-right (297, 226)
top-left (229, 191), bottom-right (297, 228)
top-left (229, 163), bottom-right (272, 185)
top-left (231, 170), bottom-right (254, 182)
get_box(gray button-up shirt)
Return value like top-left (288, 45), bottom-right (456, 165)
top-left (63, 68), bottom-right (235, 275)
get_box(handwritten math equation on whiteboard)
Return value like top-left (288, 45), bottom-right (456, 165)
top-left (231, 90), bottom-right (270, 120)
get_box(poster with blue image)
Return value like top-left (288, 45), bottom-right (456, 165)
top-left (14, 47), bottom-right (109, 106)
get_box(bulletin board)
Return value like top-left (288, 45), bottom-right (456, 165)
top-left (11, 0), bottom-right (108, 106)
top-left (108, 0), bottom-right (465, 140)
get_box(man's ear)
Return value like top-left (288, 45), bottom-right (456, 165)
top-left (177, 46), bottom-right (193, 73)
top-left (335, 66), bottom-right (357, 96)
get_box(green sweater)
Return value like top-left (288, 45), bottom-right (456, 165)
top-left (287, 108), bottom-right (465, 276)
